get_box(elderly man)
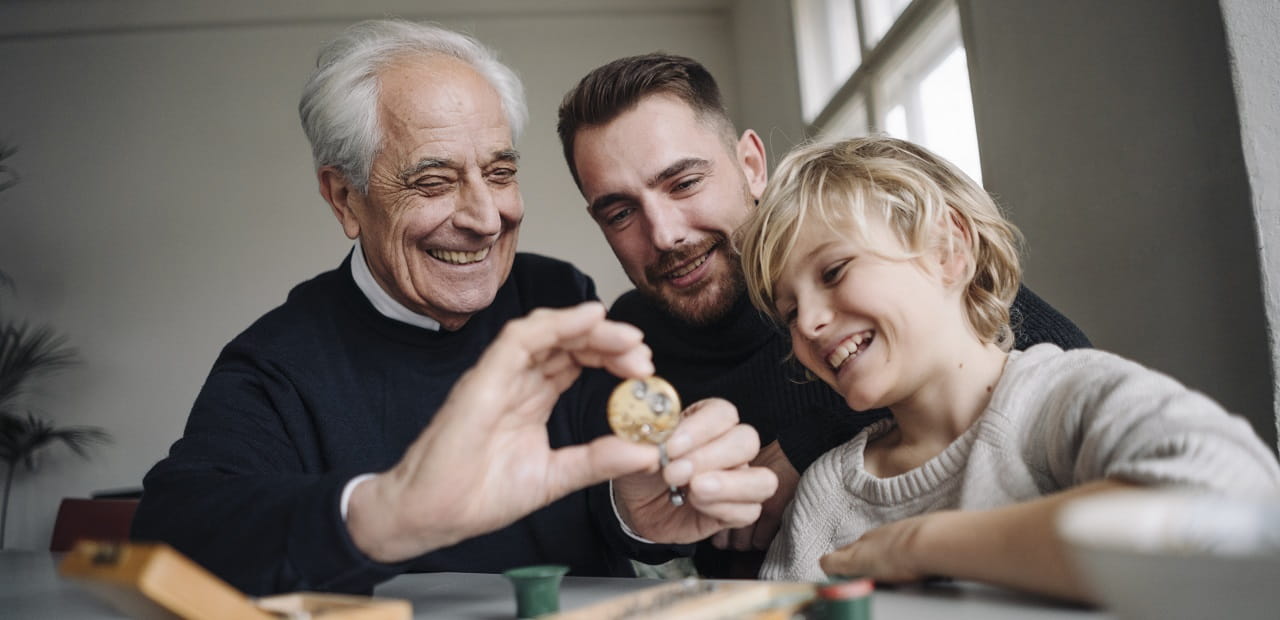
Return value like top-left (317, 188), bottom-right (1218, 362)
top-left (132, 23), bottom-right (775, 596)
top-left (556, 53), bottom-right (1090, 576)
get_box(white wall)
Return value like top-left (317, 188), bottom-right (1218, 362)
top-left (1220, 0), bottom-right (1280, 446)
top-left (958, 0), bottom-right (1276, 449)
top-left (0, 0), bottom-right (740, 550)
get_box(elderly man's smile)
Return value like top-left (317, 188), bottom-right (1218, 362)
top-left (427, 246), bottom-right (492, 265)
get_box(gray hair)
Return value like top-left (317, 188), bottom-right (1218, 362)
top-left (298, 19), bottom-right (527, 193)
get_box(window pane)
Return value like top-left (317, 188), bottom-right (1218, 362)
top-left (862, 0), bottom-right (912, 47)
top-left (884, 103), bottom-right (908, 139)
top-left (816, 96), bottom-right (870, 141)
top-left (918, 45), bottom-right (982, 183)
top-left (793, 0), bottom-right (860, 121)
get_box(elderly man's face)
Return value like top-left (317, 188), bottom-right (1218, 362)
top-left (330, 56), bottom-right (522, 330)
top-left (573, 94), bottom-right (765, 324)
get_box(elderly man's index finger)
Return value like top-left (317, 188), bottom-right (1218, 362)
top-left (491, 302), bottom-right (646, 367)
top-left (492, 302), bottom-right (605, 359)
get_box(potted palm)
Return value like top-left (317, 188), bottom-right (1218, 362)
top-left (0, 141), bottom-right (111, 550)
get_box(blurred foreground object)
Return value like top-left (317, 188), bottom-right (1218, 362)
top-left (49, 498), bottom-right (138, 552)
top-left (1058, 489), bottom-right (1280, 620)
top-left (503, 564), bottom-right (569, 618)
top-left (58, 541), bottom-right (410, 619)
top-left (547, 577), bottom-right (815, 619)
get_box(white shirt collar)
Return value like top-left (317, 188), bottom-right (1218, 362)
top-left (349, 239), bottom-right (441, 332)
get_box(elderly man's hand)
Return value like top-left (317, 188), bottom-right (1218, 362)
top-left (709, 439), bottom-right (799, 552)
top-left (346, 302), bottom-right (659, 563)
top-left (611, 399), bottom-right (779, 544)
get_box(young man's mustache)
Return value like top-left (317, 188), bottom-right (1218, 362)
top-left (646, 235), bottom-right (731, 281)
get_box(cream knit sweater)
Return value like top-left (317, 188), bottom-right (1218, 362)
top-left (760, 344), bottom-right (1280, 581)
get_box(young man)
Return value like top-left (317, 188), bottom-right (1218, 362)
top-left (557, 53), bottom-right (1090, 576)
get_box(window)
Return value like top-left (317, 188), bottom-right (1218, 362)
top-left (792, 0), bottom-right (982, 183)
top-left (792, 0), bottom-right (861, 121)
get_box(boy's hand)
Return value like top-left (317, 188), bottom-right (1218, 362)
top-left (820, 512), bottom-right (934, 583)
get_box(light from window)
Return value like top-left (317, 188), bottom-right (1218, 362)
top-left (884, 104), bottom-right (908, 139)
top-left (792, 0), bottom-right (984, 184)
top-left (863, 0), bottom-right (912, 47)
top-left (918, 45), bottom-right (981, 183)
top-left (793, 0), bottom-right (861, 121)
top-left (816, 96), bottom-right (870, 142)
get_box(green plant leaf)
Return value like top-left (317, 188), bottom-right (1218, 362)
top-left (0, 321), bottom-right (79, 411)
top-left (0, 140), bottom-right (17, 194)
top-left (0, 411), bottom-right (110, 471)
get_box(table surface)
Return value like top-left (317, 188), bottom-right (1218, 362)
top-left (0, 550), bottom-right (1112, 619)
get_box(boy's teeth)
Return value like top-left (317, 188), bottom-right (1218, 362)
top-left (429, 247), bottom-right (490, 265)
top-left (826, 331), bottom-right (874, 370)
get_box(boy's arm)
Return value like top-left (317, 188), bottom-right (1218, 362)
top-left (819, 479), bottom-right (1132, 603)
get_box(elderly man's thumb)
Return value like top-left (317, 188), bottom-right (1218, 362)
top-left (545, 435), bottom-right (656, 499)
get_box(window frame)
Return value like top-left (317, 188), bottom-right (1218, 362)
top-left (800, 0), bottom-right (965, 138)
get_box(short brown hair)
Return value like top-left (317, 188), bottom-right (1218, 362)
top-left (557, 53), bottom-right (736, 187)
top-left (736, 137), bottom-right (1023, 350)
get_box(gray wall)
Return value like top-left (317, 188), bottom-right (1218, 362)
top-left (731, 0), bottom-right (807, 163)
top-left (0, 0), bottom-right (742, 550)
top-left (1220, 0), bottom-right (1280, 443)
top-left (959, 0), bottom-right (1276, 449)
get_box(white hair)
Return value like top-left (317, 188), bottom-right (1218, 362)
top-left (298, 19), bottom-right (527, 193)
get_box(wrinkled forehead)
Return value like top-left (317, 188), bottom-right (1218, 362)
top-left (373, 56), bottom-right (514, 158)
top-left (381, 56), bottom-right (505, 117)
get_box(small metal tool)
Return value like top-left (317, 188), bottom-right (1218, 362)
top-left (657, 442), bottom-right (685, 507)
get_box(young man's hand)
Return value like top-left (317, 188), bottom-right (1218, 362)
top-left (611, 398), bottom-right (778, 544)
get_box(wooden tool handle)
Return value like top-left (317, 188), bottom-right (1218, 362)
top-left (58, 541), bottom-right (410, 620)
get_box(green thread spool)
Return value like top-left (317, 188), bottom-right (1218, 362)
top-left (503, 564), bottom-right (570, 618)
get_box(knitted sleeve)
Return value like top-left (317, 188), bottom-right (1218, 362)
top-left (760, 448), bottom-right (846, 582)
top-left (1019, 348), bottom-right (1280, 496)
top-left (131, 346), bottom-right (409, 596)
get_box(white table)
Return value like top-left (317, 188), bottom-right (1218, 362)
top-left (0, 550), bottom-right (1112, 618)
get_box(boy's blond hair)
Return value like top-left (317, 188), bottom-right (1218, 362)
top-left (735, 136), bottom-right (1022, 350)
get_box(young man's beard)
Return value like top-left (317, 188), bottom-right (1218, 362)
top-left (642, 238), bottom-right (747, 326)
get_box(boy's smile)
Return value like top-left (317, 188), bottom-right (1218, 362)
top-left (775, 215), bottom-right (963, 413)
top-left (825, 329), bottom-right (876, 373)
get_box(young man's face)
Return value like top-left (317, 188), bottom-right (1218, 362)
top-left (572, 94), bottom-right (766, 324)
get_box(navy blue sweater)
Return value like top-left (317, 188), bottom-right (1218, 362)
top-left (132, 253), bottom-right (672, 595)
